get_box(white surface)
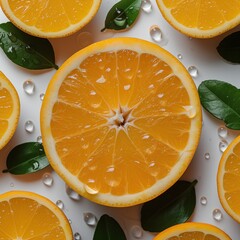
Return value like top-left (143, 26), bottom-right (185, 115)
top-left (0, 1), bottom-right (240, 239)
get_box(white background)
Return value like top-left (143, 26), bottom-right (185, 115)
top-left (0, 0), bottom-right (240, 239)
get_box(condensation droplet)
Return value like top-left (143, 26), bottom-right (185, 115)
top-left (74, 232), bottom-right (81, 240)
top-left (40, 93), bottom-right (45, 101)
top-left (141, 0), bottom-right (152, 13)
top-left (76, 32), bottom-right (93, 50)
top-left (150, 25), bottom-right (162, 43)
top-left (83, 212), bottom-right (98, 226)
top-left (37, 136), bottom-right (42, 143)
top-left (66, 185), bottom-right (81, 201)
top-left (188, 66), bottom-right (199, 78)
top-left (200, 196), bottom-right (207, 205)
top-left (204, 153), bottom-right (210, 160)
top-left (42, 173), bottom-right (53, 187)
top-left (56, 200), bottom-right (64, 210)
top-left (177, 54), bottom-right (183, 59)
top-left (218, 126), bottom-right (228, 139)
top-left (213, 209), bottom-right (223, 221)
top-left (25, 120), bottom-right (35, 133)
top-left (219, 140), bottom-right (228, 153)
top-left (23, 80), bottom-right (35, 95)
top-left (131, 225), bottom-right (143, 239)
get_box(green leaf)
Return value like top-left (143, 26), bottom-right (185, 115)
top-left (217, 31), bottom-right (240, 64)
top-left (101, 0), bottom-right (142, 32)
top-left (93, 214), bottom-right (127, 240)
top-left (141, 180), bottom-right (197, 232)
top-left (0, 22), bottom-right (58, 70)
top-left (198, 80), bottom-right (240, 129)
top-left (2, 142), bottom-right (49, 175)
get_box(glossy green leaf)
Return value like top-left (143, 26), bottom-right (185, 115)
top-left (93, 214), bottom-right (127, 240)
top-left (101, 0), bottom-right (142, 32)
top-left (198, 80), bottom-right (240, 129)
top-left (0, 22), bottom-right (58, 70)
top-left (2, 142), bottom-right (49, 175)
top-left (141, 180), bottom-right (197, 232)
top-left (217, 31), bottom-right (240, 64)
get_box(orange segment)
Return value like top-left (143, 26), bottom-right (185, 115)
top-left (0, 71), bottom-right (20, 150)
top-left (156, 0), bottom-right (240, 38)
top-left (217, 135), bottom-right (240, 223)
top-left (40, 38), bottom-right (202, 207)
top-left (0, 191), bottom-right (73, 239)
top-left (154, 222), bottom-right (231, 240)
top-left (0, 0), bottom-right (101, 38)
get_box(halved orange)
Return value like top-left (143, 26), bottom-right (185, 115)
top-left (0, 71), bottom-right (20, 150)
top-left (0, 191), bottom-right (73, 239)
top-left (40, 37), bottom-right (202, 207)
top-left (154, 222), bottom-right (231, 240)
top-left (217, 135), bottom-right (240, 223)
top-left (156, 0), bottom-right (240, 38)
top-left (0, 0), bottom-right (101, 38)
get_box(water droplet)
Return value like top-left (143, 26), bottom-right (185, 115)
top-left (150, 25), bottom-right (162, 43)
top-left (188, 66), bottom-right (199, 78)
top-left (114, 8), bottom-right (127, 27)
top-left (204, 153), bottom-right (210, 160)
top-left (10, 182), bottom-right (14, 187)
top-left (84, 184), bottom-right (99, 195)
top-left (32, 161), bottom-right (39, 170)
top-left (213, 209), bottom-right (223, 221)
top-left (76, 32), bottom-right (93, 50)
top-left (83, 212), bottom-right (98, 226)
top-left (25, 45), bottom-right (34, 54)
top-left (74, 232), bottom-right (81, 240)
top-left (37, 136), bottom-right (42, 143)
top-left (25, 120), bottom-right (35, 133)
top-left (200, 196), bottom-right (207, 205)
top-left (7, 46), bottom-right (17, 58)
top-left (69, 219), bottom-right (72, 224)
top-left (23, 80), bottom-right (35, 95)
top-left (177, 54), bottom-right (183, 59)
top-left (219, 140), bottom-right (228, 153)
top-left (42, 173), bottom-right (53, 187)
top-left (131, 225), bottom-right (143, 239)
top-left (218, 126), bottom-right (228, 139)
top-left (141, 0), bottom-right (152, 13)
top-left (56, 200), bottom-right (64, 210)
top-left (8, 33), bottom-right (17, 43)
top-left (66, 185), bottom-right (81, 201)
top-left (40, 93), bottom-right (45, 101)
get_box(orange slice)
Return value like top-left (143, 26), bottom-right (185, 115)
top-left (156, 0), bottom-right (240, 38)
top-left (0, 71), bottom-right (20, 150)
top-left (40, 37), bottom-right (202, 207)
top-left (0, 0), bottom-right (101, 38)
top-left (0, 191), bottom-right (73, 239)
top-left (217, 135), bottom-right (240, 223)
top-left (154, 222), bottom-right (231, 240)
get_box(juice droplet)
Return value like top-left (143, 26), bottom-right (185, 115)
top-left (83, 212), bottom-right (98, 226)
top-left (42, 173), bottom-right (53, 187)
top-left (212, 209), bottom-right (223, 221)
top-left (40, 93), bottom-right (45, 101)
top-left (84, 184), bottom-right (99, 195)
top-left (131, 225), bottom-right (143, 239)
top-left (23, 80), bottom-right (35, 95)
top-left (141, 0), bottom-right (152, 13)
top-left (74, 232), bottom-right (81, 240)
top-left (204, 153), bottom-right (210, 160)
top-left (219, 140), bottom-right (228, 153)
top-left (150, 25), bottom-right (162, 43)
top-left (25, 120), bottom-right (35, 133)
top-left (188, 66), bottom-right (199, 78)
top-left (218, 126), bottom-right (228, 138)
top-left (200, 196), bottom-right (207, 205)
top-left (56, 200), bottom-right (64, 210)
top-left (184, 106), bottom-right (196, 118)
top-left (66, 185), bottom-right (81, 201)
